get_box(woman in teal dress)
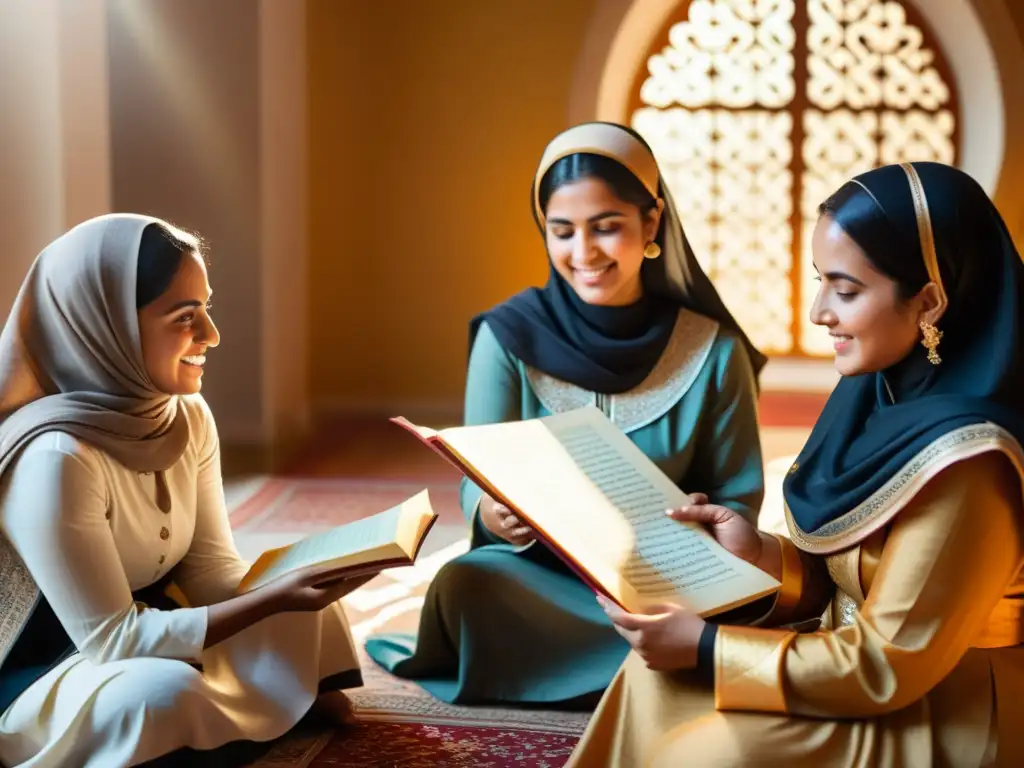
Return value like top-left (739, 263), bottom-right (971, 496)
top-left (365, 122), bottom-right (767, 707)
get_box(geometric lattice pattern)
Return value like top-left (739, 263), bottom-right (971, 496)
top-left (635, 107), bottom-right (795, 351)
top-left (639, 0), bottom-right (796, 109)
top-left (631, 0), bottom-right (957, 355)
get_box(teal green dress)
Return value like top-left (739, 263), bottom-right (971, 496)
top-left (365, 308), bottom-right (764, 707)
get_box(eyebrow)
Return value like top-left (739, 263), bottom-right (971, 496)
top-left (823, 271), bottom-right (867, 287)
top-left (162, 298), bottom-right (209, 315)
top-left (547, 211), bottom-right (627, 226)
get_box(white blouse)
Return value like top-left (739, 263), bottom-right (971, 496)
top-left (0, 395), bottom-right (247, 664)
top-left (0, 396), bottom-right (360, 767)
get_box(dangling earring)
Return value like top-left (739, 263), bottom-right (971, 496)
top-left (920, 321), bottom-right (943, 365)
top-left (643, 242), bottom-right (661, 260)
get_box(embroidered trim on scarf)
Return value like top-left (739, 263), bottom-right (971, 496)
top-left (786, 423), bottom-right (1024, 554)
top-left (524, 309), bottom-right (719, 434)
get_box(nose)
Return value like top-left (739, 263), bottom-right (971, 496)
top-left (572, 230), bottom-right (597, 263)
top-left (808, 287), bottom-right (836, 328)
top-left (195, 314), bottom-right (220, 348)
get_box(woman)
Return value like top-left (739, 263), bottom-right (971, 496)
top-left (0, 215), bottom-right (365, 767)
top-left (365, 122), bottom-right (767, 707)
top-left (568, 161), bottom-right (1024, 766)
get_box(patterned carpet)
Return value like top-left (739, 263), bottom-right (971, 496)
top-left (309, 723), bottom-right (579, 767)
top-left (246, 722), bottom-right (579, 767)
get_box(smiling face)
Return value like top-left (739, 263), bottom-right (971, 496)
top-left (544, 176), bottom-right (662, 307)
top-left (809, 213), bottom-right (943, 376)
top-left (137, 251), bottom-right (219, 395)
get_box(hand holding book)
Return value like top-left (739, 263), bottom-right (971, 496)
top-left (480, 495), bottom-right (535, 545)
top-left (237, 490), bottom-right (439, 594)
top-left (257, 566), bottom-right (377, 614)
top-left (667, 494), bottom-right (766, 568)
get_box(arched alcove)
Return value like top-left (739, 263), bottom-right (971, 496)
top-left (572, 0), bottom-right (1009, 194)
top-left (570, 0), bottom-right (1010, 357)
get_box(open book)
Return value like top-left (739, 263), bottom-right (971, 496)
top-left (237, 489), bottom-right (438, 593)
top-left (392, 407), bottom-right (779, 617)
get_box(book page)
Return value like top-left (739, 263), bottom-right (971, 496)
top-left (439, 407), bottom-right (778, 615)
top-left (395, 489), bottom-right (438, 557)
top-left (552, 419), bottom-right (735, 600)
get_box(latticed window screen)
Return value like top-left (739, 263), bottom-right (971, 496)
top-left (629, 0), bottom-right (958, 356)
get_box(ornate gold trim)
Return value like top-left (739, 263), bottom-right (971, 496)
top-left (900, 162), bottom-right (949, 314)
top-left (785, 423), bottom-right (1024, 554)
top-left (524, 309), bottom-right (719, 433)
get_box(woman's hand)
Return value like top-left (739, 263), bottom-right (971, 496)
top-left (479, 494), bottom-right (535, 545)
top-left (206, 566), bottom-right (374, 649)
top-left (598, 596), bottom-right (705, 671)
top-left (667, 493), bottom-right (781, 579)
top-left (667, 493), bottom-right (762, 564)
top-left (261, 565), bottom-right (376, 614)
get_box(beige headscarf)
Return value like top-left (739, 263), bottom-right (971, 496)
top-left (0, 213), bottom-right (191, 479)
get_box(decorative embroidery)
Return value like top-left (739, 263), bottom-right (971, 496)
top-left (0, 536), bottom-right (40, 666)
top-left (786, 423), bottom-right (1024, 554)
top-left (524, 309), bottom-right (719, 433)
top-left (834, 589), bottom-right (858, 627)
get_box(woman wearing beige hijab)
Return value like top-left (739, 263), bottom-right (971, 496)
top-left (0, 215), bottom-right (363, 767)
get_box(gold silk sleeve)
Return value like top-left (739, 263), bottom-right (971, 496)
top-left (715, 453), bottom-right (1024, 716)
top-left (750, 533), bottom-right (834, 628)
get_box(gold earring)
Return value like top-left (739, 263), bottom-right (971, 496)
top-left (643, 242), bottom-right (661, 260)
top-left (920, 321), bottom-right (943, 365)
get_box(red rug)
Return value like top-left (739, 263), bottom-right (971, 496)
top-left (758, 390), bottom-right (828, 427)
top-left (308, 722), bottom-right (578, 767)
top-left (229, 478), bottom-right (463, 529)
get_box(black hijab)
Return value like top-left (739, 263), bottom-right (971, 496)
top-left (471, 122), bottom-right (765, 395)
top-left (784, 162), bottom-right (1024, 543)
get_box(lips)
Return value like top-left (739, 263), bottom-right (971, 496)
top-left (574, 265), bottom-right (612, 277)
top-left (830, 334), bottom-right (852, 352)
top-left (573, 264), bottom-right (614, 286)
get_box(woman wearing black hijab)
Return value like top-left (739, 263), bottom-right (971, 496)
top-left (570, 161), bottom-right (1024, 767)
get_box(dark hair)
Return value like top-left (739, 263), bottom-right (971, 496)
top-left (819, 183), bottom-right (929, 301)
top-left (538, 152), bottom-right (658, 214)
top-left (136, 223), bottom-right (203, 309)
